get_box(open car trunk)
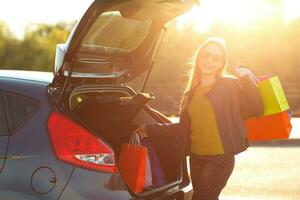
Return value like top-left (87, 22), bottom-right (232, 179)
top-left (67, 85), bottom-right (182, 194)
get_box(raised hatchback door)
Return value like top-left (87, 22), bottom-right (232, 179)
top-left (52, 0), bottom-right (194, 86)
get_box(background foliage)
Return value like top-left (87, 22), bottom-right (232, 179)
top-left (0, 17), bottom-right (299, 115)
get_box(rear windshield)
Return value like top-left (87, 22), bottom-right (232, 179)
top-left (80, 11), bottom-right (152, 54)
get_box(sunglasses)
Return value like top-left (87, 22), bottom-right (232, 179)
top-left (199, 51), bottom-right (223, 63)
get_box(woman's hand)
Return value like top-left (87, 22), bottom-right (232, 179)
top-left (235, 66), bottom-right (258, 85)
top-left (134, 124), bottom-right (148, 139)
top-left (235, 66), bottom-right (252, 78)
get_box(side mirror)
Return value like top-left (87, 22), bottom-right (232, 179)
top-left (54, 43), bottom-right (66, 74)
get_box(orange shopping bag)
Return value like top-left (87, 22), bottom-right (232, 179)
top-left (245, 111), bottom-right (292, 141)
top-left (118, 134), bottom-right (147, 193)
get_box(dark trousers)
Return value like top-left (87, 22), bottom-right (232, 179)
top-left (190, 153), bottom-right (235, 200)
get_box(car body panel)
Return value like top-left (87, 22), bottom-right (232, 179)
top-left (0, 70), bottom-right (53, 83)
top-left (0, 136), bottom-right (9, 172)
top-left (0, 91), bottom-right (9, 172)
top-left (0, 76), bottom-right (74, 200)
top-left (59, 168), bottom-right (132, 200)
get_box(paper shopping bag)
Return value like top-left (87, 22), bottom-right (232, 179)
top-left (144, 151), bottom-right (152, 187)
top-left (257, 76), bottom-right (289, 116)
top-left (141, 138), bottom-right (166, 187)
top-left (118, 136), bottom-right (148, 193)
top-left (245, 111), bottom-right (292, 141)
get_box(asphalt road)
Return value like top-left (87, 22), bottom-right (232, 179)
top-left (220, 147), bottom-right (300, 200)
top-left (220, 118), bottom-right (300, 200)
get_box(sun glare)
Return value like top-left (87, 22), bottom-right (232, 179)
top-left (0, 0), bottom-right (93, 38)
top-left (177, 0), bottom-right (300, 33)
top-left (283, 0), bottom-right (300, 22)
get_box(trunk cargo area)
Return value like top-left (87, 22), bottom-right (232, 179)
top-left (68, 85), bottom-right (181, 194)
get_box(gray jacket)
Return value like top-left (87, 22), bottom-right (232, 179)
top-left (146, 75), bottom-right (263, 156)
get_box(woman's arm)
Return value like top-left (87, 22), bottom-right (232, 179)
top-left (235, 68), bottom-right (264, 119)
top-left (146, 123), bottom-right (179, 138)
top-left (238, 75), bottom-right (264, 118)
top-left (135, 123), bottom-right (180, 139)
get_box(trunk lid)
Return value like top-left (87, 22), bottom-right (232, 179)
top-left (52, 0), bottom-right (195, 86)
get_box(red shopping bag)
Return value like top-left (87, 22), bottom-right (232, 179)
top-left (118, 135), bottom-right (148, 193)
top-left (245, 111), bottom-right (292, 141)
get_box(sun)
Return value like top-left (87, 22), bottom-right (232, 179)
top-left (177, 0), bottom-right (300, 33)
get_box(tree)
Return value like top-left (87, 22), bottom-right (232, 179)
top-left (0, 22), bottom-right (73, 72)
top-left (0, 22), bottom-right (19, 69)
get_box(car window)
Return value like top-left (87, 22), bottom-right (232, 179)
top-left (81, 11), bottom-right (152, 53)
top-left (0, 94), bottom-right (8, 136)
top-left (5, 93), bottom-right (39, 133)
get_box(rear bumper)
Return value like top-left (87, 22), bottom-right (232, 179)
top-left (59, 167), bottom-right (193, 200)
top-left (58, 168), bottom-right (132, 200)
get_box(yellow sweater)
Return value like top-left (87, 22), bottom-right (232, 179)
top-left (188, 85), bottom-right (224, 155)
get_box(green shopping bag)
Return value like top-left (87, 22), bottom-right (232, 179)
top-left (257, 76), bottom-right (289, 116)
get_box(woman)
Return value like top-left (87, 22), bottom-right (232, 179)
top-left (135, 37), bottom-right (263, 200)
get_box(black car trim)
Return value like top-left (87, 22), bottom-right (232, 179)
top-left (0, 91), bottom-right (9, 136)
top-left (1, 90), bottom-right (41, 135)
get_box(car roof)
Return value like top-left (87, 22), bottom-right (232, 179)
top-left (0, 70), bottom-right (53, 83)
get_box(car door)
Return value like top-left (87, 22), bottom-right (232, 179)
top-left (0, 91), bottom-right (9, 172)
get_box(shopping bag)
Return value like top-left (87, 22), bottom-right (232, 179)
top-left (144, 151), bottom-right (152, 187)
top-left (245, 111), bottom-right (292, 141)
top-left (141, 138), bottom-right (167, 187)
top-left (256, 76), bottom-right (289, 116)
top-left (118, 134), bottom-right (147, 193)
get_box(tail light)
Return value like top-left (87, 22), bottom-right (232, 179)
top-left (47, 112), bottom-right (117, 173)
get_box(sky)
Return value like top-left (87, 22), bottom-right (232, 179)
top-left (1, 0), bottom-right (300, 38)
top-left (0, 0), bottom-right (93, 38)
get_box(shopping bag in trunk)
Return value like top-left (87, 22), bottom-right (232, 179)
top-left (141, 138), bottom-right (167, 187)
top-left (256, 76), bottom-right (289, 116)
top-left (144, 151), bottom-right (152, 187)
top-left (245, 111), bottom-right (292, 141)
top-left (118, 134), bottom-right (147, 193)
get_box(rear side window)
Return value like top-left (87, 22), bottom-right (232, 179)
top-left (0, 94), bottom-right (8, 136)
top-left (5, 93), bottom-right (39, 133)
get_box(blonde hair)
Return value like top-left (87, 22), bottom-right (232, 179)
top-left (180, 37), bottom-right (228, 111)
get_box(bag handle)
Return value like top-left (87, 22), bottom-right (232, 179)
top-left (237, 66), bottom-right (259, 85)
top-left (129, 133), bottom-right (141, 147)
top-left (237, 66), bottom-right (276, 86)
top-left (249, 73), bottom-right (259, 86)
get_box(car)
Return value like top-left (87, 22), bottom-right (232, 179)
top-left (0, 0), bottom-right (196, 199)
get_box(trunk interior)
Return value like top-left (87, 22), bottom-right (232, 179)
top-left (67, 85), bottom-right (181, 194)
